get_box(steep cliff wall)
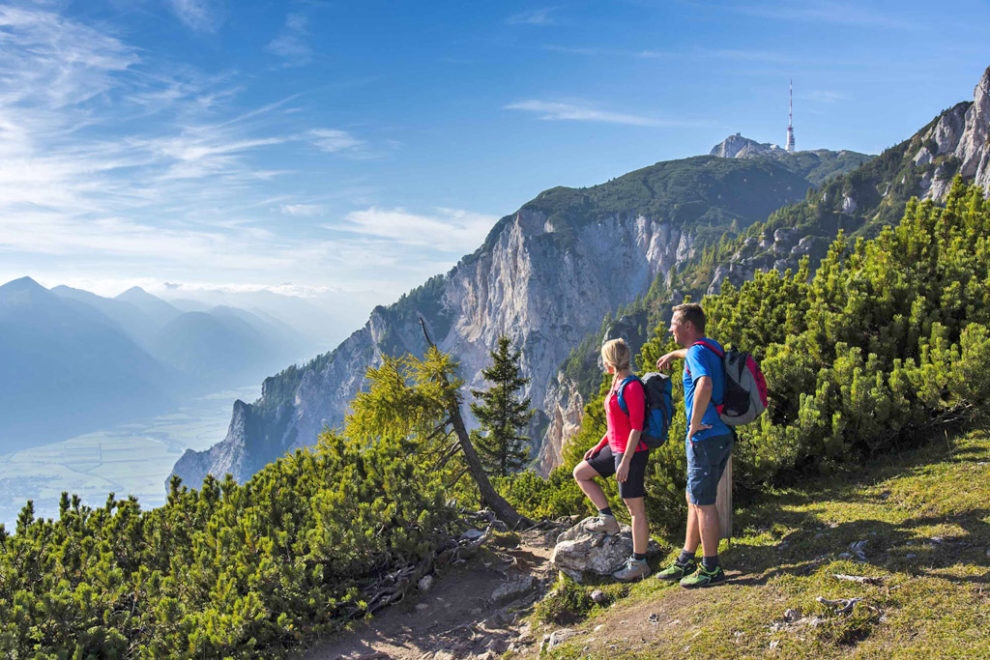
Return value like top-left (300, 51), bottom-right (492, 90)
top-left (171, 155), bottom-right (818, 486)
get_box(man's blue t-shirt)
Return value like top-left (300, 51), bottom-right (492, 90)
top-left (683, 338), bottom-right (731, 441)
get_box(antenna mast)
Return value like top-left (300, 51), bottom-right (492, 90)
top-left (786, 79), bottom-right (795, 153)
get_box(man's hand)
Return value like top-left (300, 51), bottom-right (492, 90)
top-left (688, 421), bottom-right (712, 441)
top-left (583, 446), bottom-right (597, 461)
top-left (656, 348), bottom-right (687, 371)
top-left (616, 458), bottom-right (631, 482)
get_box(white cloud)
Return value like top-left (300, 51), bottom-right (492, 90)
top-left (505, 100), bottom-right (677, 127)
top-left (737, 1), bottom-right (918, 30)
top-left (506, 8), bottom-right (558, 25)
top-left (267, 12), bottom-right (312, 63)
top-left (801, 90), bottom-right (849, 104)
top-left (169, 0), bottom-right (226, 33)
top-left (309, 128), bottom-right (363, 153)
top-left (280, 203), bottom-right (325, 216)
top-left (338, 207), bottom-right (497, 253)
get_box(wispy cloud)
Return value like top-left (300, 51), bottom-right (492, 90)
top-left (543, 44), bottom-right (602, 56)
top-left (267, 12), bottom-right (312, 64)
top-left (280, 203), bottom-right (325, 217)
top-left (169, 0), bottom-right (227, 33)
top-left (338, 207), bottom-right (497, 253)
top-left (801, 89), bottom-right (849, 103)
top-left (737, 1), bottom-right (918, 30)
top-left (505, 99), bottom-right (685, 127)
top-left (309, 128), bottom-right (363, 153)
top-left (0, 4), bottom-right (398, 296)
top-left (506, 7), bottom-right (559, 26)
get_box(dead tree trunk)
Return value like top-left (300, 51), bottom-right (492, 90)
top-left (419, 318), bottom-right (533, 529)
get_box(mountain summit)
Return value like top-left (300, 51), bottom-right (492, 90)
top-left (710, 133), bottom-right (787, 158)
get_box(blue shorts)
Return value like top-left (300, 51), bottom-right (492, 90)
top-left (686, 433), bottom-right (733, 506)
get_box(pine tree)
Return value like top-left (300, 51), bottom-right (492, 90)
top-left (470, 336), bottom-right (534, 477)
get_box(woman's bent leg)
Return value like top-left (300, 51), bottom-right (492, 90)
top-left (573, 461), bottom-right (609, 511)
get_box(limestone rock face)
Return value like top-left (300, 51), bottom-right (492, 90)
top-left (914, 66), bottom-right (990, 201)
top-left (550, 516), bottom-right (661, 582)
top-left (538, 374), bottom-right (585, 474)
top-left (710, 133), bottom-right (786, 159)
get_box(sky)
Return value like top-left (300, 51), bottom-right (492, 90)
top-left (1, 0), bottom-right (989, 338)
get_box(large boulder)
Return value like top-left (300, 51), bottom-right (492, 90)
top-left (550, 516), bottom-right (662, 582)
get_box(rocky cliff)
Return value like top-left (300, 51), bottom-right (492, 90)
top-left (172, 155), bottom-right (834, 487)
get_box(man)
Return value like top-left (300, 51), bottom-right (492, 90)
top-left (653, 303), bottom-right (731, 587)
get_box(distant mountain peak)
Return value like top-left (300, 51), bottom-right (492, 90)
top-left (0, 276), bottom-right (48, 297)
top-left (117, 286), bottom-right (152, 299)
top-left (710, 134), bottom-right (787, 158)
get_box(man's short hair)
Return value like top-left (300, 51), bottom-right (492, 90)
top-left (672, 303), bottom-right (706, 334)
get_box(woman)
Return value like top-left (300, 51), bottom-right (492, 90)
top-left (571, 338), bottom-right (651, 581)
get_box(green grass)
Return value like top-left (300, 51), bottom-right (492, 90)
top-left (526, 429), bottom-right (990, 659)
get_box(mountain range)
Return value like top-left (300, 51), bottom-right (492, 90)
top-left (0, 279), bottom-right (304, 454)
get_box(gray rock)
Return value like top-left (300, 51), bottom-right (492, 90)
top-left (591, 589), bottom-right (607, 604)
top-left (489, 574), bottom-right (536, 605)
top-left (913, 146), bottom-right (932, 166)
top-left (547, 628), bottom-right (582, 650)
top-left (417, 575), bottom-right (435, 592)
top-left (461, 528), bottom-right (485, 541)
top-left (841, 194), bottom-right (857, 214)
top-left (551, 516), bottom-right (661, 581)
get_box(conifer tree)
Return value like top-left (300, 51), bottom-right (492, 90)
top-left (470, 336), bottom-right (534, 477)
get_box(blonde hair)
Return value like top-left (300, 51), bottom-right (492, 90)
top-left (601, 338), bottom-right (631, 372)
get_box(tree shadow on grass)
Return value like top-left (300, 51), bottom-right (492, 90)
top-left (727, 507), bottom-right (990, 588)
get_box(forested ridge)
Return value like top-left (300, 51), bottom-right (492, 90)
top-left (3, 180), bottom-right (989, 658)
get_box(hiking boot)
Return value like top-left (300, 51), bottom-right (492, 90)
top-left (679, 564), bottom-right (727, 588)
top-left (654, 557), bottom-right (697, 581)
top-left (589, 514), bottom-right (620, 535)
top-left (612, 557), bottom-right (651, 582)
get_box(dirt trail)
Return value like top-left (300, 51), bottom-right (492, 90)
top-left (299, 527), bottom-right (560, 660)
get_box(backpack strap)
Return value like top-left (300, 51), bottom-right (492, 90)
top-left (690, 340), bottom-right (726, 411)
top-left (692, 339), bottom-right (724, 358)
top-left (614, 375), bottom-right (639, 416)
top-left (614, 375), bottom-right (647, 452)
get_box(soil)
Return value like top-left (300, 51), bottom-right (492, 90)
top-left (298, 526), bottom-right (562, 660)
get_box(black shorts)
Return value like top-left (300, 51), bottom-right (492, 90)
top-left (587, 444), bottom-right (650, 499)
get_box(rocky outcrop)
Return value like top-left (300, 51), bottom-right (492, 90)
top-left (550, 516), bottom-right (662, 582)
top-left (916, 66), bottom-right (990, 201)
top-left (537, 374), bottom-right (585, 474)
top-left (710, 133), bottom-right (786, 158)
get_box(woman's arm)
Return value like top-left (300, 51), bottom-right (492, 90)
top-left (584, 434), bottom-right (609, 461)
top-left (616, 429), bottom-right (642, 482)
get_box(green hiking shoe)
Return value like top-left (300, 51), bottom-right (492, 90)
top-left (679, 564), bottom-right (727, 588)
top-left (654, 558), bottom-right (697, 581)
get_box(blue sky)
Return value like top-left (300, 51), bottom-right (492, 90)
top-left (1, 0), bottom-right (988, 334)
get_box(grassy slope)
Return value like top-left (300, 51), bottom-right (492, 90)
top-left (528, 430), bottom-right (990, 659)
